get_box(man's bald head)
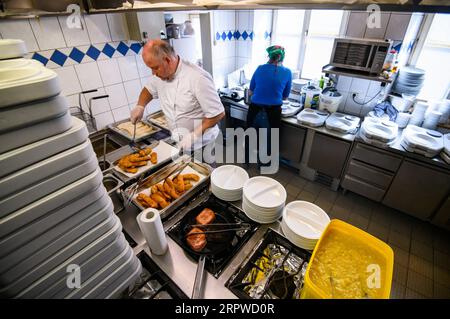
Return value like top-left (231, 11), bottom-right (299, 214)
top-left (142, 39), bottom-right (179, 81)
top-left (143, 39), bottom-right (176, 62)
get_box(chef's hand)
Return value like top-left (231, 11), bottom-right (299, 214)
top-left (178, 132), bottom-right (194, 153)
top-left (130, 105), bottom-right (145, 124)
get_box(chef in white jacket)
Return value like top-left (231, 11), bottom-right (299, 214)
top-left (130, 39), bottom-right (224, 155)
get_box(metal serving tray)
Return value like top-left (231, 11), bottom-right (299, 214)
top-left (144, 110), bottom-right (170, 131)
top-left (108, 118), bottom-right (161, 143)
top-left (125, 155), bottom-right (212, 220)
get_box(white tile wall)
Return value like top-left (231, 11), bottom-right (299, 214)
top-left (74, 62), bottom-right (103, 91)
top-left (106, 13), bottom-right (129, 42)
top-left (84, 14), bottom-right (112, 44)
top-left (97, 58), bottom-right (123, 86)
top-left (136, 54), bottom-right (152, 78)
top-left (54, 66), bottom-right (81, 96)
top-left (29, 17), bottom-right (66, 50)
top-left (105, 83), bottom-right (128, 109)
top-left (94, 111), bottom-right (115, 130)
top-left (112, 105), bottom-right (131, 122)
top-left (124, 79), bottom-right (143, 104)
top-left (58, 16), bottom-right (90, 47)
top-left (0, 20), bottom-right (39, 52)
top-left (84, 87), bottom-right (111, 116)
top-left (117, 56), bottom-right (139, 81)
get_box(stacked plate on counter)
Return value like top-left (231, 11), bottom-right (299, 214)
top-left (401, 125), bottom-right (444, 158)
top-left (211, 165), bottom-right (249, 201)
top-left (441, 134), bottom-right (450, 164)
top-left (392, 66), bottom-right (425, 96)
top-left (280, 201), bottom-right (330, 250)
top-left (360, 116), bottom-right (399, 147)
top-left (242, 176), bottom-right (286, 224)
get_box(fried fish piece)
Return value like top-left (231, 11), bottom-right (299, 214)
top-left (150, 152), bottom-right (157, 164)
top-left (173, 175), bottom-right (185, 193)
top-left (163, 179), bottom-right (179, 199)
top-left (137, 193), bottom-right (158, 208)
top-left (181, 173), bottom-right (200, 182)
top-left (150, 193), bottom-right (169, 208)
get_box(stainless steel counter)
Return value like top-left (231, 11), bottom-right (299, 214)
top-left (118, 189), bottom-right (283, 299)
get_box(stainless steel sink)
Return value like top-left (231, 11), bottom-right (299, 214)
top-left (89, 129), bottom-right (128, 159)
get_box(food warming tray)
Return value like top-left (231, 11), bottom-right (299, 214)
top-left (0, 193), bottom-right (112, 274)
top-left (0, 117), bottom-right (88, 178)
top-left (144, 110), bottom-right (170, 131)
top-left (0, 65), bottom-right (61, 108)
top-left (127, 155), bottom-right (212, 220)
top-left (0, 95), bottom-right (68, 134)
top-left (0, 201), bottom-right (115, 289)
top-left (3, 215), bottom-right (123, 298)
top-left (0, 140), bottom-right (98, 216)
top-left (108, 118), bottom-right (161, 143)
top-left (0, 110), bottom-right (72, 154)
top-left (0, 168), bottom-right (103, 235)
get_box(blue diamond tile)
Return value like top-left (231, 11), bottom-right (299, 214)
top-left (49, 49), bottom-right (67, 66)
top-left (102, 43), bottom-right (115, 58)
top-left (31, 52), bottom-right (48, 66)
top-left (234, 30), bottom-right (241, 40)
top-left (269, 31), bottom-right (272, 38)
top-left (242, 31), bottom-right (248, 40)
top-left (116, 41), bottom-right (129, 56)
top-left (264, 31), bottom-right (269, 39)
top-left (227, 31), bottom-right (233, 40)
top-left (69, 47), bottom-right (84, 63)
top-left (216, 32), bottom-right (220, 41)
top-left (221, 32), bottom-right (226, 41)
top-left (86, 45), bottom-right (101, 60)
top-left (130, 42), bottom-right (142, 54)
top-left (249, 32), bottom-right (254, 41)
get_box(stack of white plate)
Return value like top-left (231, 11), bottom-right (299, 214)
top-left (211, 165), bottom-right (249, 201)
top-left (409, 101), bottom-right (428, 126)
top-left (280, 201), bottom-right (330, 250)
top-left (242, 176), bottom-right (286, 224)
top-left (392, 66), bottom-right (425, 96)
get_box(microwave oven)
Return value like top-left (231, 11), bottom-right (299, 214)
top-left (329, 38), bottom-right (393, 74)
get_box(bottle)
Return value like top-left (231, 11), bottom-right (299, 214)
top-left (318, 75), bottom-right (325, 89)
top-left (383, 49), bottom-right (396, 71)
top-left (391, 59), bottom-right (399, 74)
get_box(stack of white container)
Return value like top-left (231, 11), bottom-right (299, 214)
top-left (0, 39), bottom-right (141, 298)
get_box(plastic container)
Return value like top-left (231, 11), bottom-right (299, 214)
top-left (0, 110), bottom-right (72, 154)
top-left (301, 219), bottom-right (394, 299)
top-left (319, 90), bottom-right (343, 113)
top-left (0, 117), bottom-right (88, 178)
top-left (301, 85), bottom-right (321, 109)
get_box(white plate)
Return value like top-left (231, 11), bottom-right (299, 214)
top-left (243, 176), bottom-right (286, 209)
top-left (242, 199), bottom-right (281, 224)
top-left (211, 165), bottom-right (249, 191)
top-left (281, 220), bottom-right (317, 250)
top-left (113, 141), bottom-right (179, 179)
top-left (242, 193), bottom-right (284, 214)
top-left (282, 201), bottom-right (330, 240)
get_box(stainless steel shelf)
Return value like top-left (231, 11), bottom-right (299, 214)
top-left (322, 64), bottom-right (394, 84)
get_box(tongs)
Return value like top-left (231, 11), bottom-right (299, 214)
top-left (186, 222), bottom-right (252, 235)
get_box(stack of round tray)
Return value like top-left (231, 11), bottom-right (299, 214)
top-left (211, 165), bottom-right (249, 201)
top-left (0, 52), bottom-right (141, 298)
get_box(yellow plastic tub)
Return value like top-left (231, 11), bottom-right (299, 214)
top-left (301, 219), bottom-right (394, 299)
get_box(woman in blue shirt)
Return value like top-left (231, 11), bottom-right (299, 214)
top-left (246, 45), bottom-right (292, 167)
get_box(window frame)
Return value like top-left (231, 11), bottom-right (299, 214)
top-left (271, 9), bottom-right (347, 79)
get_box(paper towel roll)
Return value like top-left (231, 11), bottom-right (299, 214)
top-left (136, 208), bottom-right (168, 255)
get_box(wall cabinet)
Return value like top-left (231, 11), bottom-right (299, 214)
top-left (126, 11), bottom-right (165, 42)
top-left (308, 132), bottom-right (351, 178)
top-left (280, 122), bottom-right (306, 164)
top-left (382, 159), bottom-right (450, 221)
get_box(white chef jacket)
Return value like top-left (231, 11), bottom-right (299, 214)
top-left (145, 59), bottom-right (224, 150)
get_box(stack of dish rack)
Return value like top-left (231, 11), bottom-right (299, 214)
top-left (0, 39), bottom-right (141, 298)
top-left (359, 116), bottom-right (399, 147)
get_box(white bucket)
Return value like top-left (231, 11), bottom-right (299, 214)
top-left (319, 92), bottom-right (343, 113)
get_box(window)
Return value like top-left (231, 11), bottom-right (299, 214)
top-left (272, 10), bottom-right (305, 71)
top-left (414, 14), bottom-right (450, 100)
top-left (271, 9), bottom-right (344, 79)
top-left (301, 10), bottom-right (344, 79)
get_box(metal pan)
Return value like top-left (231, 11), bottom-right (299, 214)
top-left (108, 118), bottom-right (161, 143)
top-left (179, 207), bottom-right (235, 299)
top-left (144, 110), bottom-right (170, 131)
top-left (125, 155), bottom-right (212, 220)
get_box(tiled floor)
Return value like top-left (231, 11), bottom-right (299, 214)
top-left (221, 162), bottom-right (450, 299)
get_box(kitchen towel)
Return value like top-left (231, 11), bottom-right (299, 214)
top-left (136, 208), bottom-right (168, 255)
